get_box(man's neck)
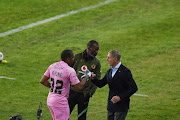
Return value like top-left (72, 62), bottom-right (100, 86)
top-left (112, 61), bottom-right (120, 68)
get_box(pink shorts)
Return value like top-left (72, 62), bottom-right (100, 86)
top-left (48, 106), bottom-right (70, 120)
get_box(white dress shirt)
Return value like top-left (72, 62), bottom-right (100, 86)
top-left (111, 62), bottom-right (121, 78)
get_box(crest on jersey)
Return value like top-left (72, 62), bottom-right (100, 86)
top-left (91, 64), bottom-right (96, 69)
top-left (81, 65), bottom-right (87, 71)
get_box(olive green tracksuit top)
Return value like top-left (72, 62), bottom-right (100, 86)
top-left (70, 50), bottom-right (101, 97)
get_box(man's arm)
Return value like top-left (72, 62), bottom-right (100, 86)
top-left (117, 70), bottom-right (138, 100)
top-left (74, 78), bottom-right (87, 91)
top-left (40, 75), bottom-right (51, 88)
top-left (90, 73), bottom-right (107, 88)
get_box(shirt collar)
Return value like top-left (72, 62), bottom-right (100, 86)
top-left (60, 61), bottom-right (68, 65)
top-left (112, 62), bottom-right (121, 70)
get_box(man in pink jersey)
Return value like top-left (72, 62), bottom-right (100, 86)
top-left (40, 50), bottom-right (87, 120)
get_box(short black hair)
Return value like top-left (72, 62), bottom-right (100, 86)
top-left (87, 40), bottom-right (99, 47)
top-left (61, 49), bottom-right (73, 61)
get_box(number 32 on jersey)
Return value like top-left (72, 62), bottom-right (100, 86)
top-left (50, 78), bottom-right (64, 94)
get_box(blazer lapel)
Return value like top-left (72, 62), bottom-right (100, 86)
top-left (112, 64), bottom-right (123, 78)
top-left (109, 69), bottom-right (112, 79)
top-left (107, 69), bottom-right (112, 83)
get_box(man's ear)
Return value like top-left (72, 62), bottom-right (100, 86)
top-left (114, 58), bottom-right (118, 63)
top-left (67, 57), bottom-right (70, 62)
top-left (87, 46), bottom-right (90, 51)
top-left (65, 57), bottom-right (69, 64)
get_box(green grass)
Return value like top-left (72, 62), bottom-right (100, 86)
top-left (0, 0), bottom-right (179, 119)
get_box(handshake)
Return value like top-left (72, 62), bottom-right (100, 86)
top-left (79, 65), bottom-right (95, 80)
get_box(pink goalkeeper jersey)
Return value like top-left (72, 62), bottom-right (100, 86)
top-left (44, 61), bottom-right (80, 107)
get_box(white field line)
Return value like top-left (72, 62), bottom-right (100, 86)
top-left (176, 99), bottom-right (180, 100)
top-left (0, 76), bottom-right (16, 80)
top-left (0, 0), bottom-right (118, 38)
top-left (133, 93), bottom-right (149, 97)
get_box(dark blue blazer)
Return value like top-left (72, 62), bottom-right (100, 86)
top-left (91, 64), bottom-right (138, 112)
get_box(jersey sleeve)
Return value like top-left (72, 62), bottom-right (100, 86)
top-left (68, 68), bottom-right (80, 85)
top-left (44, 64), bottom-right (53, 78)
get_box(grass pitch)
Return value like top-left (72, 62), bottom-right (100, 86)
top-left (0, 0), bottom-right (179, 119)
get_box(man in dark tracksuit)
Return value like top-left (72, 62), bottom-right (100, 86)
top-left (68, 40), bottom-right (101, 120)
top-left (90, 50), bottom-right (138, 120)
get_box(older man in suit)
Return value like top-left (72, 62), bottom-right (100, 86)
top-left (90, 50), bottom-right (138, 120)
